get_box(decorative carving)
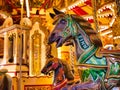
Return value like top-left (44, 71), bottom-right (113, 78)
top-left (112, 17), bottom-right (120, 37)
top-left (20, 18), bottom-right (32, 28)
top-left (2, 16), bottom-right (13, 28)
top-left (31, 30), bottom-right (41, 75)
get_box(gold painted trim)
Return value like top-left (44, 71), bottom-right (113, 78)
top-left (31, 30), bottom-right (41, 75)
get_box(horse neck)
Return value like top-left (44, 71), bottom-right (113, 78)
top-left (53, 65), bottom-right (66, 85)
top-left (53, 61), bottom-right (74, 87)
top-left (73, 28), bottom-right (98, 63)
top-left (73, 30), bottom-right (92, 60)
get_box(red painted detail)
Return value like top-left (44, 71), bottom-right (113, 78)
top-left (72, 6), bottom-right (88, 16)
top-left (84, 0), bottom-right (92, 7)
top-left (88, 18), bottom-right (94, 23)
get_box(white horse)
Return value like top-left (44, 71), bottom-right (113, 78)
top-left (0, 69), bottom-right (12, 90)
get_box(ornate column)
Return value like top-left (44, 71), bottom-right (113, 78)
top-left (22, 30), bottom-right (28, 64)
top-left (3, 32), bottom-right (9, 64)
top-left (29, 22), bottom-right (46, 76)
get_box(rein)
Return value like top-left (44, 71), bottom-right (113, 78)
top-left (53, 58), bottom-right (75, 89)
top-left (53, 79), bottom-right (67, 90)
top-left (53, 59), bottom-right (66, 86)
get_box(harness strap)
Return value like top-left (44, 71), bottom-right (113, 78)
top-left (67, 16), bottom-right (77, 36)
top-left (53, 79), bottom-right (67, 90)
top-left (62, 15), bottom-right (77, 37)
top-left (78, 45), bottom-right (98, 64)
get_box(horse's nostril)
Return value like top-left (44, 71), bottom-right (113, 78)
top-left (48, 33), bottom-right (56, 44)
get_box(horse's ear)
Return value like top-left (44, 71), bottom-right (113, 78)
top-left (53, 8), bottom-right (64, 15)
top-left (49, 13), bottom-right (56, 19)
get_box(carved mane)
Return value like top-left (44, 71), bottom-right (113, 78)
top-left (71, 14), bottom-right (102, 47)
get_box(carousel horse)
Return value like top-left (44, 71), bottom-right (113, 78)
top-left (41, 57), bottom-right (101, 90)
top-left (46, 8), bottom-right (120, 90)
top-left (0, 69), bottom-right (12, 90)
top-left (41, 57), bottom-right (75, 90)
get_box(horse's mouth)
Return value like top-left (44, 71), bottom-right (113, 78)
top-left (56, 36), bottom-right (74, 47)
top-left (41, 69), bottom-right (49, 75)
top-left (41, 67), bottom-right (53, 75)
top-left (48, 36), bottom-right (63, 48)
top-left (56, 36), bottom-right (63, 47)
top-left (48, 35), bottom-right (73, 47)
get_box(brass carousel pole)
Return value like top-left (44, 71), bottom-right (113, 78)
top-left (92, 0), bottom-right (99, 32)
top-left (65, 0), bottom-right (68, 11)
top-left (19, 0), bottom-right (24, 90)
top-left (92, 0), bottom-right (103, 46)
top-left (92, 0), bottom-right (106, 89)
top-left (112, 0), bottom-right (120, 46)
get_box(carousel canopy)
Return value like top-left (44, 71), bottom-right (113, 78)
top-left (0, 0), bottom-right (120, 47)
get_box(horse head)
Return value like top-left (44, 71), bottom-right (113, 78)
top-left (48, 8), bottom-right (75, 47)
top-left (41, 57), bottom-right (59, 75)
top-left (41, 57), bottom-right (75, 86)
top-left (48, 8), bottom-right (102, 48)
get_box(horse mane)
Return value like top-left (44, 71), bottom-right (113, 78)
top-left (58, 59), bottom-right (74, 81)
top-left (71, 14), bottom-right (103, 47)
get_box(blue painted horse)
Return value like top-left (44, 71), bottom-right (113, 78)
top-left (45, 8), bottom-right (120, 90)
top-left (0, 69), bottom-right (12, 90)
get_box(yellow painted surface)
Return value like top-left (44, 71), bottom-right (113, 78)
top-left (12, 77), bottom-right (18, 90)
top-left (82, 6), bottom-right (93, 15)
top-left (21, 76), bottom-right (53, 90)
top-left (98, 18), bottom-right (110, 25)
top-left (12, 76), bottom-right (53, 90)
top-left (21, 76), bottom-right (53, 85)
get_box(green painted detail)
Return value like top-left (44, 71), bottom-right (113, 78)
top-left (86, 55), bottom-right (106, 65)
top-left (110, 62), bottom-right (120, 75)
top-left (82, 68), bottom-right (106, 81)
top-left (62, 16), bottom-right (77, 38)
top-left (78, 45), bottom-right (98, 64)
top-left (66, 15), bottom-right (77, 36)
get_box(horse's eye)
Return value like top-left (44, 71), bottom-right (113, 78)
top-left (60, 19), bottom-right (66, 24)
